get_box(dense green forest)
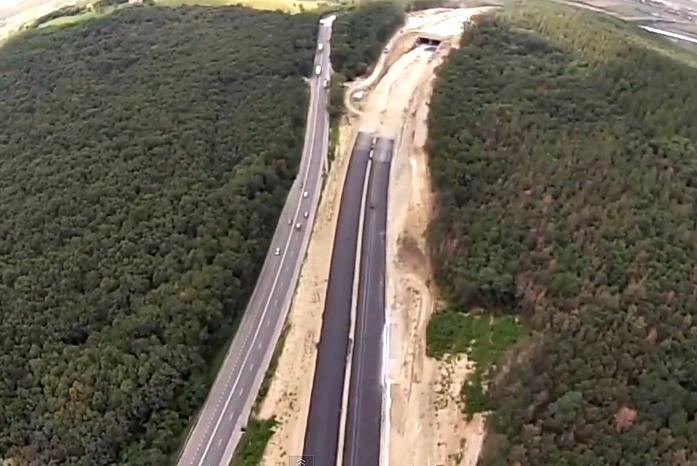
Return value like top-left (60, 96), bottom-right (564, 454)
top-left (0, 6), bottom-right (317, 465)
top-left (330, 2), bottom-right (404, 80)
top-left (427, 3), bottom-right (697, 464)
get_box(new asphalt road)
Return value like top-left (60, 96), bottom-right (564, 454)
top-left (302, 131), bottom-right (373, 466)
top-left (177, 18), bottom-right (334, 466)
top-left (342, 137), bottom-right (393, 466)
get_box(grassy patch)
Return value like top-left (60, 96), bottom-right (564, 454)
top-left (427, 309), bottom-right (524, 365)
top-left (461, 370), bottom-right (490, 419)
top-left (326, 73), bottom-right (346, 165)
top-left (254, 324), bottom-right (289, 411)
top-left (38, 10), bottom-right (98, 28)
top-left (229, 417), bottom-right (277, 466)
top-left (328, 122), bottom-right (340, 164)
top-left (427, 309), bottom-right (525, 416)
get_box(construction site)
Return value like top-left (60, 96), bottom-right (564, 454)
top-left (257, 7), bottom-right (494, 466)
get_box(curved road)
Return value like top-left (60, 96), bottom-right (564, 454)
top-left (177, 17), bottom-right (334, 466)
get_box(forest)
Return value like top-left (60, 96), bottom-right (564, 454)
top-left (426, 2), bottom-right (697, 464)
top-left (0, 6), bottom-right (317, 465)
top-left (330, 1), bottom-right (404, 80)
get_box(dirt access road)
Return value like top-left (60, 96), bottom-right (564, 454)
top-left (257, 6), bottom-right (494, 466)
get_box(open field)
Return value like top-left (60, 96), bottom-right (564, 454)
top-left (154, 0), bottom-right (348, 13)
top-left (558, 0), bottom-right (697, 29)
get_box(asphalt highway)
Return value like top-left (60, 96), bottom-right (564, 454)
top-left (342, 137), bottom-right (393, 466)
top-left (302, 131), bottom-right (373, 466)
top-left (177, 18), bottom-right (334, 466)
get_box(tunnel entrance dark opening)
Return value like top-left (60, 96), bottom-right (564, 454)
top-left (416, 36), bottom-right (442, 46)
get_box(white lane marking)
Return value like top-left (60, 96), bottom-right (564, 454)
top-left (348, 165), bottom-right (380, 463)
top-left (194, 28), bottom-right (325, 466)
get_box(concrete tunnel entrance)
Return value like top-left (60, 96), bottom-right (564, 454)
top-left (415, 35), bottom-right (443, 47)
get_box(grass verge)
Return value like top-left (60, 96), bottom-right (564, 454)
top-left (328, 120), bottom-right (341, 165)
top-left (229, 417), bottom-right (278, 466)
top-left (254, 323), bottom-right (290, 412)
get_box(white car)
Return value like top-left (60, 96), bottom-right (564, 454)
top-left (318, 43), bottom-right (324, 52)
top-left (315, 65), bottom-right (322, 76)
top-left (303, 191), bottom-right (309, 198)
top-left (295, 223), bottom-right (302, 231)
top-left (274, 247), bottom-right (281, 256)
top-left (303, 211), bottom-right (309, 219)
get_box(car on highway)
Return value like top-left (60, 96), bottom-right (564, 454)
top-left (323, 79), bottom-right (329, 89)
top-left (303, 191), bottom-right (309, 198)
top-left (318, 43), bottom-right (324, 52)
top-left (315, 65), bottom-right (322, 76)
top-left (274, 247), bottom-right (281, 256)
top-left (295, 223), bottom-right (302, 231)
top-left (303, 211), bottom-right (309, 219)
